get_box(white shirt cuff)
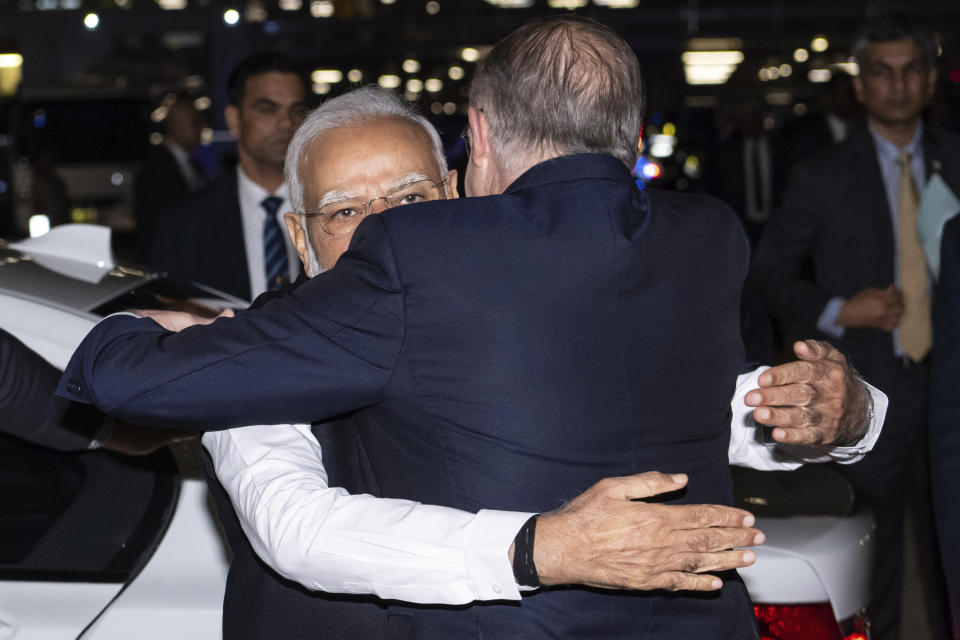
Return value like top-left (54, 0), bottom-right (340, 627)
top-left (729, 368), bottom-right (886, 470)
top-left (816, 297), bottom-right (847, 339)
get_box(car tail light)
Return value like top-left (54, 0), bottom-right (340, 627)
top-left (754, 603), bottom-right (843, 640)
top-left (753, 604), bottom-right (871, 640)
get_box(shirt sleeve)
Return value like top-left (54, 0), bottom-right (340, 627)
top-left (816, 297), bottom-right (848, 339)
top-left (202, 424), bottom-right (534, 604)
top-left (729, 367), bottom-right (887, 470)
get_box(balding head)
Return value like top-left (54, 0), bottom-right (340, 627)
top-left (469, 16), bottom-right (644, 173)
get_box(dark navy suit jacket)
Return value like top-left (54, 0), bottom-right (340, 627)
top-left (151, 170), bottom-right (253, 301)
top-left (932, 215), bottom-right (960, 627)
top-left (60, 153), bottom-right (757, 639)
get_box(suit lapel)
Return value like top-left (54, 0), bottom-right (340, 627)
top-left (848, 129), bottom-right (896, 275)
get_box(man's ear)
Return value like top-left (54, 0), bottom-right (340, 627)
top-left (224, 105), bottom-right (241, 139)
top-left (925, 67), bottom-right (938, 101)
top-left (283, 212), bottom-right (312, 277)
top-left (851, 76), bottom-right (865, 105)
top-left (444, 169), bottom-right (459, 199)
top-left (467, 106), bottom-right (491, 170)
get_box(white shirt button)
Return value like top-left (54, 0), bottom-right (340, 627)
top-left (492, 584), bottom-right (503, 594)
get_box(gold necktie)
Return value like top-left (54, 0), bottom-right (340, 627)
top-left (896, 151), bottom-right (932, 362)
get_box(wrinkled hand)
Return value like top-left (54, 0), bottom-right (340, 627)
top-left (836, 285), bottom-right (902, 332)
top-left (133, 308), bottom-right (235, 332)
top-left (530, 472), bottom-right (762, 592)
top-left (102, 420), bottom-right (197, 455)
top-left (745, 339), bottom-right (868, 447)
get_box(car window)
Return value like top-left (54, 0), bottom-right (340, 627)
top-left (0, 433), bottom-right (177, 583)
top-left (93, 277), bottom-right (242, 317)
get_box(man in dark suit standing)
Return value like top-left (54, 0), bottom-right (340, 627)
top-left (932, 216), bottom-right (960, 639)
top-left (752, 16), bottom-right (960, 640)
top-left (152, 53), bottom-right (308, 301)
top-left (60, 17), bottom-right (875, 639)
top-left (134, 98), bottom-right (205, 264)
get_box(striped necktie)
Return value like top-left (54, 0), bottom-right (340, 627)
top-left (896, 152), bottom-right (931, 362)
top-left (261, 195), bottom-right (289, 292)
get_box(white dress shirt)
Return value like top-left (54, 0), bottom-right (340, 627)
top-left (236, 168), bottom-right (301, 300)
top-left (202, 367), bottom-right (886, 605)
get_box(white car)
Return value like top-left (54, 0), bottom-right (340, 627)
top-left (0, 225), bottom-right (872, 640)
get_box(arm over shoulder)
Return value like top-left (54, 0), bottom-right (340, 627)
top-left (58, 216), bottom-right (405, 431)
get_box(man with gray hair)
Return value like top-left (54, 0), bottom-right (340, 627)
top-left (61, 17), bottom-right (881, 639)
top-left (191, 84), bottom-right (883, 638)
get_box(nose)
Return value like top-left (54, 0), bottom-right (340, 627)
top-left (367, 196), bottom-right (392, 215)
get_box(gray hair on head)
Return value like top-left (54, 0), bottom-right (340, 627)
top-left (283, 85), bottom-right (448, 274)
top-left (468, 15), bottom-right (644, 170)
top-left (852, 14), bottom-right (938, 68)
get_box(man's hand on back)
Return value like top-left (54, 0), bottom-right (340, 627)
top-left (528, 472), bottom-right (762, 592)
top-left (745, 339), bottom-right (869, 447)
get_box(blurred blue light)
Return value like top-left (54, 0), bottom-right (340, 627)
top-left (0, 180), bottom-right (7, 194)
top-left (33, 112), bottom-right (46, 128)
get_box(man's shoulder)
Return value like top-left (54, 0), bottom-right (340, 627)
top-left (644, 188), bottom-right (744, 237)
top-left (161, 170), bottom-right (239, 219)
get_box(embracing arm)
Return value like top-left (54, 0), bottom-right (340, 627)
top-left (56, 220), bottom-right (405, 431)
top-left (204, 424), bottom-right (761, 604)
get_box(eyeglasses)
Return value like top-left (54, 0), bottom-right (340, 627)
top-left (301, 178), bottom-right (448, 236)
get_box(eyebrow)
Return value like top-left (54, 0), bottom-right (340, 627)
top-left (313, 172), bottom-right (434, 209)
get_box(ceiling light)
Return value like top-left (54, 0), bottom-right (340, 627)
top-left (378, 74), bottom-right (401, 89)
top-left (310, 0), bottom-right (333, 17)
top-left (312, 82), bottom-right (331, 95)
top-left (406, 78), bottom-right (423, 93)
top-left (548, 0), bottom-right (587, 6)
top-left (157, 0), bottom-right (187, 8)
top-left (425, 1), bottom-right (440, 14)
top-left (279, 0), bottom-right (302, 9)
top-left (593, 0), bottom-right (639, 7)
top-left (402, 59), bottom-right (420, 74)
top-left (347, 69), bottom-right (363, 83)
top-left (811, 36), bottom-right (829, 53)
top-left (808, 68), bottom-right (832, 83)
top-left (448, 65), bottom-right (464, 80)
top-left (312, 69), bottom-right (343, 83)
top-left (681, 51), bottom-right (744, 66)
top-left (0, 54), bottom-right (23, 68)
top-left (425, 78), bottom-right (443, 93)
top-left (223, 8), bottom-right (240, 24)
top-left (833, 61), bottom-right (859, 76)
top-left (83, 12), bottom-right (99, 29)
top-left (793, 48), bottom-right (809, 63)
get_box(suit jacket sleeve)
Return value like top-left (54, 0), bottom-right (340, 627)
top-left (1, 329), bottom-right (104, 451)
top-left (57, 216), bottom-right (404, 431)
top-left (751, 161), bottom-right (835, 332)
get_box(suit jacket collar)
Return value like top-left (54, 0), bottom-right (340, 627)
top-left (504, 153), bottom-right (633, 195)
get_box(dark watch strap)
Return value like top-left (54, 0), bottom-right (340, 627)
top-left (512, 514), bottom-right (541, 588)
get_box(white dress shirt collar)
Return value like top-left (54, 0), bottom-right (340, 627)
top-left (236, 166), bottom-right (299, 300)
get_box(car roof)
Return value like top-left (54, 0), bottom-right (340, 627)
top-left (0, 244), bottom-right (153, 316)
